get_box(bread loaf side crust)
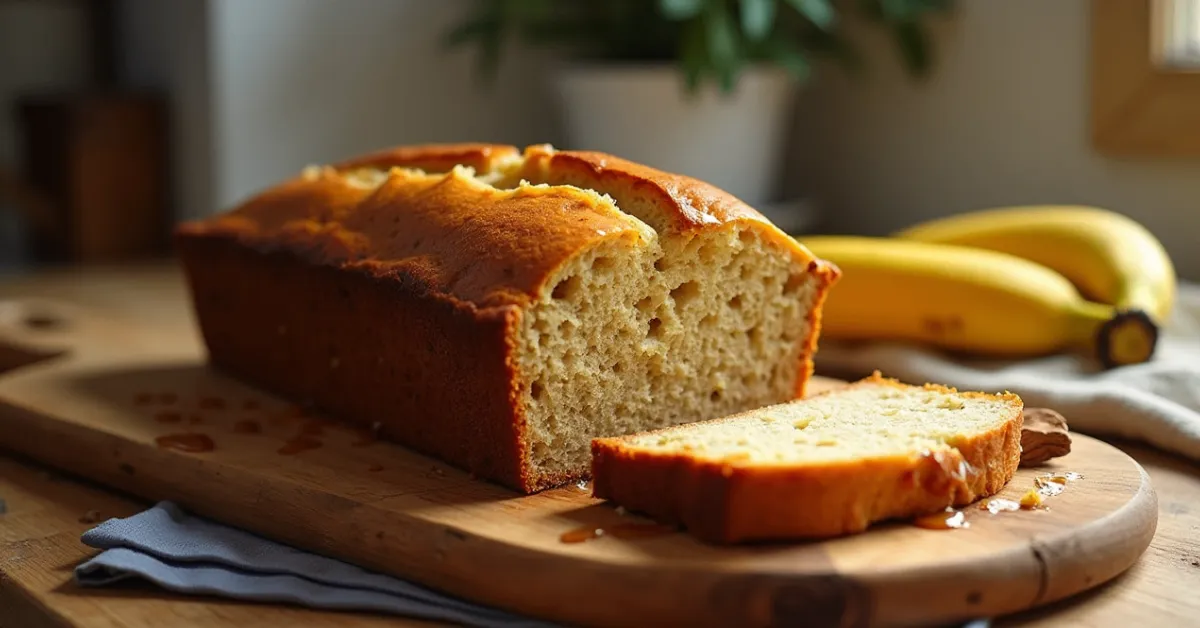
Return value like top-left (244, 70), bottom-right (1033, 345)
top-left (177, 234), bottom-right (535, 488)
top-left (591, 374), bottom-right (1023, 543)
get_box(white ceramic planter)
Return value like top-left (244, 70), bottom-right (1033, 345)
top-left (554, 64), bottom-right (798, 207)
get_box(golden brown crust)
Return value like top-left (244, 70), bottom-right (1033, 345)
top-left (518, 145), bottom-right (812, 248)
top-left (176, 235), bottom-right (533, 489)
top-left (590, 373), bottom-right (1023, 543)
top-left (333, 143), bottom-right (521, 173)
top-left (178, 167), bottom-right (645, 310)
top-left (175, 142), bottom-right (835, 494)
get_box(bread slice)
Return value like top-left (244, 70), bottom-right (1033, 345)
top-left (590, 373), bottom-right (1023, 543)
top-left (175, 143), bottom-right (840, 493)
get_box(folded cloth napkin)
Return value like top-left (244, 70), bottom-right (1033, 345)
top-left (75, 501), bottom-right (558, 628)
top-left (813, 282), bottom-right (1200, 463)
top-left (74, 503), bottom-right (992, 627)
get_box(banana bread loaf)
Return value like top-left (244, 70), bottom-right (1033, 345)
top-left (591, 372), bottom-right (1023, 542)
top-left (175, 143), bottom-right (840, 493)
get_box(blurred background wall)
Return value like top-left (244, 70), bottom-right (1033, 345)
top-left (789, 0), bottom-right (1200, 281)
top-left (1, 0), bottom-right (1197, 277)
top-left (115, 0), bottom-right (557, 220)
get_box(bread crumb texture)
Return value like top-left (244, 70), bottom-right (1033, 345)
top-left (621, 378), bottom-right (1016, 465)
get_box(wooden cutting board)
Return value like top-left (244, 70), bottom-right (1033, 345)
top-left (0, 297), bottom-right (1158, 628)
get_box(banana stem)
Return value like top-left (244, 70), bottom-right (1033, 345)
top-left (1069, 298), bottom-right (1161, 368)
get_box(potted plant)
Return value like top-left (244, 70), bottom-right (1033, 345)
top-left (445, 0), bottom-right (953, 209)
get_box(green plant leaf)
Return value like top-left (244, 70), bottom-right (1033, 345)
top-left (763, 37), bottom-right (811, 83)
top-left (740, 0), bottom-right (776, 41)
top-left (705, 2), bottom-right (738, 68)
top-left (785, 0), bottom-right (835, 30)
top-left (893, 20), bottom-right (930, 76)
top-left (680, 17), bottom-right (708, 94)
top-left (705, 0), bottom-right (742, 92)
top-left (660, 0), bottom-right (705, 20)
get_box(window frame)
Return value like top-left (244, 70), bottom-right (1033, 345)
top-left (1090, 0), bottom-right (1200, 156)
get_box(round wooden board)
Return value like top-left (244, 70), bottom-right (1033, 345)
top-left (0, 303), bottom-right (1161, 628)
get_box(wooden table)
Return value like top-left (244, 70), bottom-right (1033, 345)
top-left (1, 263), bottom-right (1197, 627)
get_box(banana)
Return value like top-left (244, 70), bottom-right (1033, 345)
top-left (796, 236), bottom-right (1158, 367)
top-left (892, 205), bottom-right (1177, 327)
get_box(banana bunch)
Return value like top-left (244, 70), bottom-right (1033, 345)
top-left (796, 205), bottom-right (1176, 368)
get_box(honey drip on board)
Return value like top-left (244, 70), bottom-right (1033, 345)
top-left (912, 508), bottom-right (970, 530)
top-left (155, 433), bottom-right (215, 453)
top-left (559, 527), bottom-right (602, 543)
top-left (559, 523), bottom-right (678, 543)
top-left (970, 470), bottom-right (1083, 521)
top-left (1034, 471), bottom-right (1082, 499)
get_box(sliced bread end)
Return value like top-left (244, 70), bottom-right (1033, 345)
top-left (590, 372), bottom-right (1023, 543)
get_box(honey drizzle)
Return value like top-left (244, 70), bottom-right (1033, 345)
top-left (559, 523), bottom-right (677, 544)
top-left (912, 508), bottom-right (970, 530)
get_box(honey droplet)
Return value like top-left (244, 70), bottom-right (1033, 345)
top-left (913, 508), bottom-right (970, 530)
top-left (154, 411), bottom-right (182, 424)
top-left (1034, 471), bottom-right (1082, 498)
top-left (1019, 489), bottom-right (1044, 510)
top-left (199, 396), bottom-right (226, 410)
top-left (559, 526), bottom-right (603, 543)
top-left (232, 420), bottom-right (261, 434)
top-left (278, 436), bottom-right (322, 455)
top-left (156, 433), bottom-right (216, 453)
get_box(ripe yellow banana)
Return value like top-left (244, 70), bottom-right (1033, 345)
top-left (796, 236), bottom-right (1158, 367)
top-left (892, 205), bottom-right (1177, 326)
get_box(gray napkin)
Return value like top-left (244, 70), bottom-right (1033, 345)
top-left (74, 501), bottom-right (558, 628)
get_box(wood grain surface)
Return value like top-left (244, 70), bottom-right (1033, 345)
top-left (0, 289), bottom-right (1159, 628)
